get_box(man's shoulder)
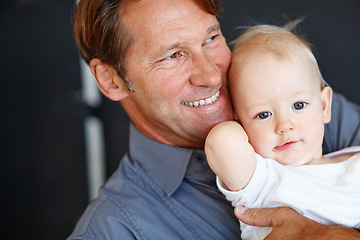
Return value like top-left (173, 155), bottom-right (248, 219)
top-left (67, 175), bottom-right (152, 239)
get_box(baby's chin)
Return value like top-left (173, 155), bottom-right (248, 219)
top-left (265, 151), bottom-right (312, 166)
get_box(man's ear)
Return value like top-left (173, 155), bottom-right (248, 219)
top-left (89, 58), bottom-right (130, 101)
top-left (321, 86), bottom-right (333, 124)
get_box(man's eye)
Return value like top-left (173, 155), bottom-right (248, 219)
top-left (164, 52), bottom-right (183, 60)
top-left (257, 112), bottom-right (271, 119)
top-left (204, 34), bottom-right (219, 44)
top-left (293, 102), bottom-right (307, 110)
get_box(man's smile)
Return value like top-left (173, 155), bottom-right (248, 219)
top-left (181, 90), bottom-right (220, 107)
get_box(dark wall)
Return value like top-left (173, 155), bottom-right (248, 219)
top-left (1, 0), bottom-right (88, 239)
top-left (1, 0), bottom-right (359, 239)
top-left (219, 0), bottom-right (360, 104)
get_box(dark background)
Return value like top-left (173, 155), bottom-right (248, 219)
top-left (1, 0), bottom-right (359, 239)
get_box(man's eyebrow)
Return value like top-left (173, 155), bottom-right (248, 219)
top-left (159, 42), bottom-right (183, 55)
top-left (207, 24), bottom-right (220, 35)
top-left (157, 24), bottom-right (221, 55)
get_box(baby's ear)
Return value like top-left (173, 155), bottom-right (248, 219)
top-left (321, 86), bottom-right (333, 124)
top-left (89, 58), bottom-right (130, 101)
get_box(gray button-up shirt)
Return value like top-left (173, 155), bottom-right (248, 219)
top-left (68, 124), bottom-right (240, 239)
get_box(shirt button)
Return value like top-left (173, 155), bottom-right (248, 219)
top-left (195, 155), bottom-right (204, 163)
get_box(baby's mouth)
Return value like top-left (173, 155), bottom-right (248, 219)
top-left (274, 141), bottom-right (298, 151)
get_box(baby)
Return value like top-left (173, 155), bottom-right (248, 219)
top-left (205, 22), bottom-right (360, 239)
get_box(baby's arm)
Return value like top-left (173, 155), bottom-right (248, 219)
top-left (205, 121), bottom-right (257, 191)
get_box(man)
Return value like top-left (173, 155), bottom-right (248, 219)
top-left (69, 0), bottom-right (360, 239)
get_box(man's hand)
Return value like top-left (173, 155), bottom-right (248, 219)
top-left (234, 206), bottom-right (360, 240)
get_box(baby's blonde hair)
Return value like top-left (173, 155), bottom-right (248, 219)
top-left (232, 20), bottom-right (328, 89)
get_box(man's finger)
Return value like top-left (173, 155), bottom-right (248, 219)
top-left (234, 206), bottom-right (273, 227)
top-left (235, 206), bottom-right (297, 227)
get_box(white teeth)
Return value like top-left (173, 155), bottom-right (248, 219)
top-left (205, 98), bottom-right (212, 104)
top-left (182, 90), bottom-right (220, 107)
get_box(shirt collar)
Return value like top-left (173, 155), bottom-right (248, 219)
top-left (128, 124), bottom-right (196, 196)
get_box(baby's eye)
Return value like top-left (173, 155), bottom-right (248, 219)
top-left (257, 112), bottom-right (271, 119)
top-left (293, 102), bottom-right (307, 110)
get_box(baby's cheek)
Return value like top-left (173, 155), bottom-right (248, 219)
top-left (249, 138), bottom-right (267, 155)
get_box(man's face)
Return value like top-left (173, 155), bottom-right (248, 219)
top-left (122, 0), bottom-right (233, 148)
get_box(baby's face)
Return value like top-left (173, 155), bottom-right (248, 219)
top-left (229, 51), bottom-right (332, 166)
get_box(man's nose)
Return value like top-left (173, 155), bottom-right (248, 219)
top-left (189, 51), bottom-right (221, 87)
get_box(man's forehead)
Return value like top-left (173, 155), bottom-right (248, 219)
top-left (124, 0), bottom-right (219, 50)
top-left (124, 0), bottom-right (217, 33)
